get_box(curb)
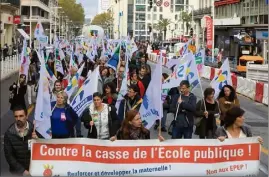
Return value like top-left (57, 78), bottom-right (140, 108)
top-left (0, 71), bottom-right (19, 82)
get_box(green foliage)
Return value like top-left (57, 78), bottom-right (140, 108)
top-left (180, 11), bottom-right (192, 33)
top-left (91, 11), bottom-right (114, 29)
top-left (153, 18), bottom-right (171, 40)
top-left (58, 0), bottom-right (85, 25)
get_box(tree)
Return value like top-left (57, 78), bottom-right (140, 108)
top-left (91, 12), bottom-right (114, 30)
top-left (181, 11), bottom-right (192, 35)
top-left (58, 0), bottom-right (85, 25)
top-left (154, 19), bottom-right (171, 40)
top-left (158, 18), bottom-right (171, 40)
top-left (153, 22), bottom-right (163, 41)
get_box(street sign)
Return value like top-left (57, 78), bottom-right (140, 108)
top-left (156, 0), bottom-right (163, 6)
top-left (163, 1), bottom-right (170, 7)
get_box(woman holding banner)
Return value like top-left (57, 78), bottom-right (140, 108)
top-left (110, 110), bottom-right (164, 141)
top-left (110, 110), bottom-right (150, 140)
top-left (215, 106), bottom-right (263, 144)
top-left (81, 92), bottom-right (120, 139)
top-left (51, 91), bottom-right (78, 138)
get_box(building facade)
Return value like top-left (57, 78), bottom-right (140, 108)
top-left (0, 0), bottom-right (21, 47)
top-left (192, 0), bottom-right (212, 48)
top-left (20, 0), bottom-right (51, 40)
top-left (214, 0), bottom-right (268, 60)
top-left (111, 0), bottom-right (190, 41)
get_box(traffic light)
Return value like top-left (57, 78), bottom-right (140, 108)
top-left (149, 0), bottom-right (153, 9)
top-left (190, 28), bottom-right (193, 37)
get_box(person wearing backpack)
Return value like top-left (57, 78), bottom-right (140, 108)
top-left (81, 92), bottom-right (120, 139)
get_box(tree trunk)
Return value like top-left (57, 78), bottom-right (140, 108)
top-left (186, 23), bottom-right (189, 35)
top-left (164, 29), bottom-right (167, 41)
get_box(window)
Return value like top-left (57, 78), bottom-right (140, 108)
top-left (175, 24), bottom-right (178, 29)
top-left (154, 6), bottom-right (157, 12)
top-left (136, 5), bottom-right (146, 11)
top-left (135, 23), bottom-right (146, 30)
top-left (136, 13), bottom-right (146, 21)
top-left (136, 0), bottom-right (146, 4)
top-left (147, 14), bottom-right (151, 20)
top-left (159, 14), bottom-right (163, 19)
top-left (171, 5), bottom-right (174, 12)
top-left (175, 0), bottom-right (183, 4)
top-left (147, 6), bottom-right (151, 11)
top-left (159, 7), bottom-right (163, 12)
top-left (175, 14), bottom-right (178, 20)
top-left (153, 14), bottom-right (157, 20)
top-left (175, 5), bottom-right (183, 11)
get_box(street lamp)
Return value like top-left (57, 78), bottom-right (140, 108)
top-left (50, 6), bottom-right (62, 44)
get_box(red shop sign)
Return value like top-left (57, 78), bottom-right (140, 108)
top-left (203, 15), bottom-right (213, 49)
top-left (13, 15), bottom-right (21, 24)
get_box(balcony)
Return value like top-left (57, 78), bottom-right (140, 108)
top-left (0, 0), bottom-right (20, 8)
top-left (193, 7), bottom-right (212, 18)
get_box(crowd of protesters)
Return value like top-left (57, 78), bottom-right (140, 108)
top-left (4, 39), bottom-right (263, 176)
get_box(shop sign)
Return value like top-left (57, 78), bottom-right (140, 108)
top-left (202, 15), bottom-right (213, 49)
top-left (13, 15), bottom-right (21, 24)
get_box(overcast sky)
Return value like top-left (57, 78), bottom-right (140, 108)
top-left (76, 0), bottom-right (98, 19)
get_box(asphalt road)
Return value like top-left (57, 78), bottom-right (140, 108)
top-left (0, 64), bottom-right (268, 176)
top-left (147, 61), bottom-right (268, 177)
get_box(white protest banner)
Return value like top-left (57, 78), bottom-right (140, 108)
top-left (30, 138), bottom-right (260, 176)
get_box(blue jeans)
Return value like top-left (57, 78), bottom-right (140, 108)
top-left (161, 110), bottom-right (168, 128)
top-left (172, 125), bottom-right (193, 139)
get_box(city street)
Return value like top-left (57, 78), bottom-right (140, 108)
top-left (1, 62), bottom-right (268, 176)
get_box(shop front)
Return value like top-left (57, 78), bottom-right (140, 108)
top-left (256, 30), bottom-right (268, 63)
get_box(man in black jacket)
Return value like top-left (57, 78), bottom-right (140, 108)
top-left (170, 80), bottom-right (197, 139)
top-left (4, 106), bottom-right (34, 176)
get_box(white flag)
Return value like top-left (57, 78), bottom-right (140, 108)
top-left (19, 39), bottom-right (30, 80)
top-left (210, 58), bottom-right (232, 98)
top-left (139, 54), bottom-right (163, 129)
top-left (71, 66), bottom-right (99, 117)
top-left (162, 53), bottom-right (192, 89)
top-left (115, 56), bottom-right (129, 113)
top-left (65, 63), bottom-right (85, 101)
top-left (34, 51), bottom-right (52, 139)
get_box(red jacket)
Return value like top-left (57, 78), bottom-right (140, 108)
top-left (137, 80), bottom-right (145, 98)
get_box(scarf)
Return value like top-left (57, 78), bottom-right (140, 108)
top-left (129, 127), bottom-right (141, 140)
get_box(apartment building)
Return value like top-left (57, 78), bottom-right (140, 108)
top-left (192, 0), bottom-right (212, 48)
top-left (0, 0), bottom-right (20, 46)
top-left (20, 0), bottom-right (51, 38)
top-left (214, 0), bottom-right (268, 59)
top-left (111, 0), bottom-right (190, 41)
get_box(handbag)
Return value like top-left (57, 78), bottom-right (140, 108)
top-left (168, 103), bottom-right (180, 136)
top-left (9, 92), bottom-right (14, 103)
top-left (194, 99), bottom-right (204, 127)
